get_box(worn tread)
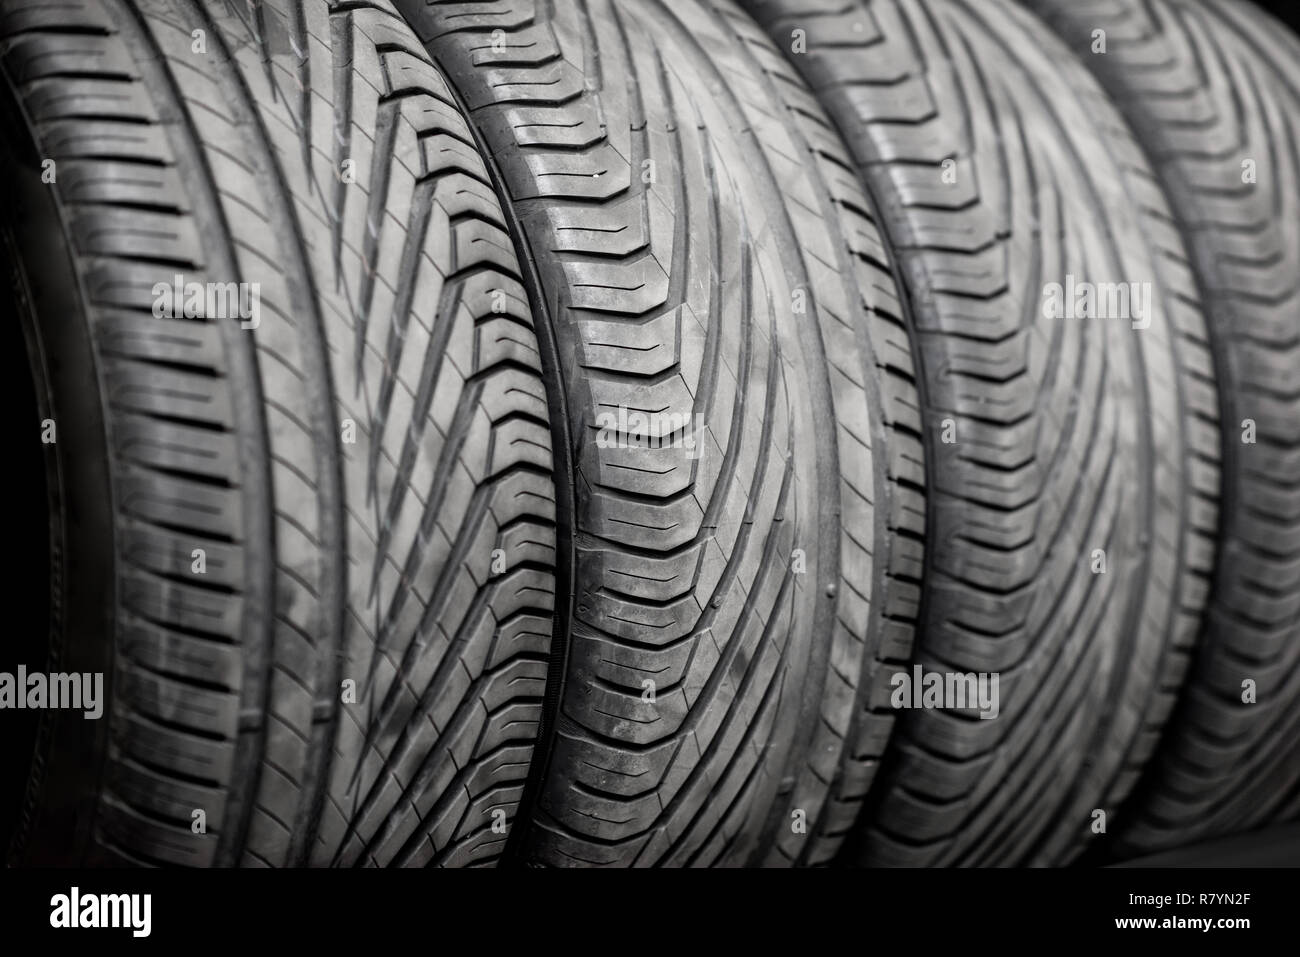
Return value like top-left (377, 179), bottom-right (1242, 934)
top-left (1026, 0), bottom-right (1300, 856)
top-left (2, 0), bottom-right (555, 868)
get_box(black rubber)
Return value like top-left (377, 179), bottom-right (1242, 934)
top-left (397, 0), bottom-right (929, 867)
top-left (1025, 0), bottom-right (1300, 858)
top-left (699, 4), bottom-right (927, 868)
top-left (745, 0), bottom-right (1220, 865)
top-left (1, 0), bottom-right (557, 868)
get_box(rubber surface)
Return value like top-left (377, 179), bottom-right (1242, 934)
top-left (1, 0), bottom-right (556, 867)
top-left (398, 0), bottom-right (930, 866)
top-left (697, 4), bottom-right (926, 868)
top-left (746, 0), bottom-right (1220, 865)
top-left (1025, 0), bottom-right (1300, 857)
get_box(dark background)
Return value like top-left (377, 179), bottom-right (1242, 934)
top-left (1257, 0), bottom-right (1299, 32)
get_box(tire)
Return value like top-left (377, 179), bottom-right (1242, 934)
top-left (2, 0), bottom-right (557, 868)
top-left (1025, 0), bottom-right (1300, 857)
top-left (699, 3), bottom-right (927, 867)
top-left (398, 0), bottom-right (921, 867)
top-left (744, 0), bottom-right (1220, 865)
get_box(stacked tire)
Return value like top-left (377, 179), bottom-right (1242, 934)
top-left (1, 0), bottom-right (1296, 867)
